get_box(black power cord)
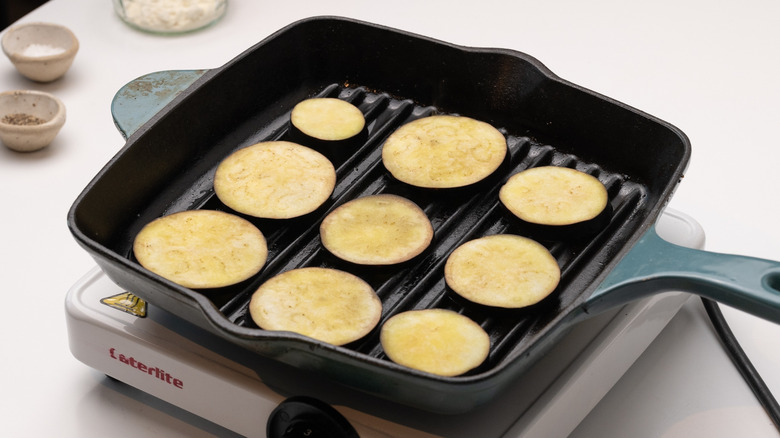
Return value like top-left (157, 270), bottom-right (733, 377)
top-left (701, 297), bottom-right (780, 432)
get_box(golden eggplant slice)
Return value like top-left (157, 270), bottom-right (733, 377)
top-left (133, 210), bottom-right (267, 289)
top-left (499, 166), bottom-right (608, 226)
top-left (381, 115), bottom-right (507, 188)
top-left (320, 194), bottom-right (433, 265)
top-left (444, 234), bottom-right (560, 308)
top-left (380, 309), bottom-right (490, 377)
top-left (214, 141), bottom-right (336, 219)
top-left (290, 97), bottom-right (366, 142)
top-left (249, 267), bottom-right (382, 346)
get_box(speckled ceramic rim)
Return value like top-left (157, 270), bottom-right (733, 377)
top-left (0, 90), bottom-right (66, 130)
top-left (1, 22), bottom-right (79, 63)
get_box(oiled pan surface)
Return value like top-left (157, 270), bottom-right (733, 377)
top-left (158, 82), bottom-right (644, 360)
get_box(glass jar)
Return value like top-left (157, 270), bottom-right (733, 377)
top-left (113, 0), bottom-right (227, 34)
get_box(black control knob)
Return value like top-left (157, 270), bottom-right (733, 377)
top-left (267, 396), bottom-right (359, 438)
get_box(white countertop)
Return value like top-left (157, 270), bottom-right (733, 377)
top-left (2, 1), bottom-right (779, 436)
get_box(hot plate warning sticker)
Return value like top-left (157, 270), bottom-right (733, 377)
top-left (100, 292), bottom-right (147, 317)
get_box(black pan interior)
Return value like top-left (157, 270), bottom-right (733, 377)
top-left (69, 17), bottom-right (689, 409)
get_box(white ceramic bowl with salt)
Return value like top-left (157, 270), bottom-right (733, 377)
top-left (2, 22), bottom-right (79, 82)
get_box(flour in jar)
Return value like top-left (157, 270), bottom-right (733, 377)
top-left (119, 0), bottom-right (227, 33)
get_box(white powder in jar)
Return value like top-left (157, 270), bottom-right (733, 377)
top-left (119, 0), bottom-right (226, 33)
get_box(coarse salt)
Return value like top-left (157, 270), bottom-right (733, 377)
top-left (22, 43), bottom-right (66, 57)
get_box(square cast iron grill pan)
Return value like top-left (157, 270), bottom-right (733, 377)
top-left (68, 16), bottom-right (690, 413)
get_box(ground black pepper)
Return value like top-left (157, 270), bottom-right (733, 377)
top-left (2, 113), bottom-right (47, 126)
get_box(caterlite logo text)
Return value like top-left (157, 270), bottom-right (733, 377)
top-left (109, 347), bottom-right (184, 389)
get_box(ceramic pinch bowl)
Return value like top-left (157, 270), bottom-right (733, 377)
top-left (0, 90), bottom-right (66, 152)
top-left (2, 22), bottom-right (79, 82)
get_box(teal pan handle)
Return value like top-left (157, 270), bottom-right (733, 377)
top-left (586, 225), bottom-right (780, 324)
top-left (111, 70), bottom-right (207, 139)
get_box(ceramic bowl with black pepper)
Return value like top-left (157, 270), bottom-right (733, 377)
top-left (0, 90), bottom-right (66, 152)
top-left (2, 22), bottom-right (79, 82)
